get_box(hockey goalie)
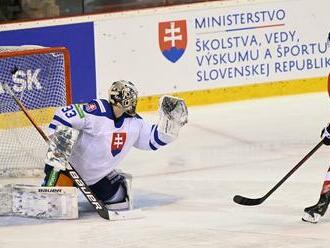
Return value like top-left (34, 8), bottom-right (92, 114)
top-left (0, 80), bottom-right (188, 220)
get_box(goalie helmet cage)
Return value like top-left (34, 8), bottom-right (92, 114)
top-left (0, 46), bottom-right (72, 177)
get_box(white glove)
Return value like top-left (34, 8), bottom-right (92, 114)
top-left (44, 126), bottom-right (77, 171)
top-left (45, 147), bottom-right (67, 171)
top-left (158, 95), bottom-right (188, 138)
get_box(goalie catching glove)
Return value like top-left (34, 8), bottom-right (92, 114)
top-left (158, 95), bottom-right (188, 138)
top-left (45, 126), bottom-right (77, 171)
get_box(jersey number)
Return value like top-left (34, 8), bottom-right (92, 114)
top-left (61, 105), bottom-right (77, 118)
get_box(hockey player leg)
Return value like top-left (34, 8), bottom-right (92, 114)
top-left (106, 172), bottom-right (143, 221)
top-left (302, 191), bottom-right (330, 223)
top-left (89, 170), bottom-right (143, 221)
top-left (105, 172), bottom-right (133, 211)
top-left (303, 164), bottom-right (330, 223)
top-left (101, 170), bottom-right (133, 211)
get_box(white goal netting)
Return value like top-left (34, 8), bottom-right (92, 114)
top-left (0, 46), bottom-right (71, 177)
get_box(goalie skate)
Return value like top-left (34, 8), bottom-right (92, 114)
top-left (302, 192), bottom-right (330, 223)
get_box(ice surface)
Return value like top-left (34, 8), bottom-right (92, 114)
top-left (1, 92), bottom-right (330, 247)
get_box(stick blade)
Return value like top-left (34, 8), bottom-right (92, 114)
top-left (233, 195), bottom-right (264, 206)
top-left (108, 209), bottom-right (144, 221)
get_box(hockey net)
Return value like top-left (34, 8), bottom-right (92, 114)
top-left (0, 46), bottom-right (71, 177)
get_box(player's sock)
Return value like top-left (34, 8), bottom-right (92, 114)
top-left (302, 191), bottom-right (330, 223)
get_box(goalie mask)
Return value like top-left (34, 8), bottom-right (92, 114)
top-left (108, 80), bottom-right (138, 116)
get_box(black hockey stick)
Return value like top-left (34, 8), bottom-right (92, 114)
top-left (3, 83), bottom-right (111, 220)
top-left (233, 140), bottom-right (323, 206)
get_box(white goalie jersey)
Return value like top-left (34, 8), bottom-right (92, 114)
top-left (48, 99), bottom-right (173, 185)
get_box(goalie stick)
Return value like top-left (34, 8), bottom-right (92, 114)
top-left (2, 83), bottom-right (112, 220)
top-left (233, 140), bottom-right (323, 206)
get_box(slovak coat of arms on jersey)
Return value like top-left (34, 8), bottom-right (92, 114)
top-left (159, 20), bottom-right (187, 63)
top-left (111, 132), bottom-right (127, 157)
top-left (85, 103), bottom-right (97, 112)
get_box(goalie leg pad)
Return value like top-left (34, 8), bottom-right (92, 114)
top-left (105, 172), bottom-right (133, 211)
top-left (0, 184), bottom-right (78, 219)
top-left (0, 184), bottom-right (12, 215)
top-left (89, 170), bottom-right (133, 211)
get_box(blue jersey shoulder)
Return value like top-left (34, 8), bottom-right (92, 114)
top-left (134, 113), bottom-right (143, 119)
top-left (83, 99), bottom-right (115, 119)
top-left (83, 98), bottom-right (143, 122)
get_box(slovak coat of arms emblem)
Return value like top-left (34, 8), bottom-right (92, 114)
top-left (159, 20), bottom-right (187, 63)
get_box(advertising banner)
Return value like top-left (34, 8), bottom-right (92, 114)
top-left (94, 0), bottom-right (330, 98)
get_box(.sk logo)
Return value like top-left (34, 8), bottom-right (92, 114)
top-left (159, 20), bottom-right (187, 63)
top-left (0, 69), bottom-right (42, 95)
top-left (111, 132), bottom-right (127, 157)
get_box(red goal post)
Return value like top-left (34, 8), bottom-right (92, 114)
top-left (0, 46), bottom-right (72, 177)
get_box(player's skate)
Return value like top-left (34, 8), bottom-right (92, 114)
top-left (302, 191), bottom-right (330, 223)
